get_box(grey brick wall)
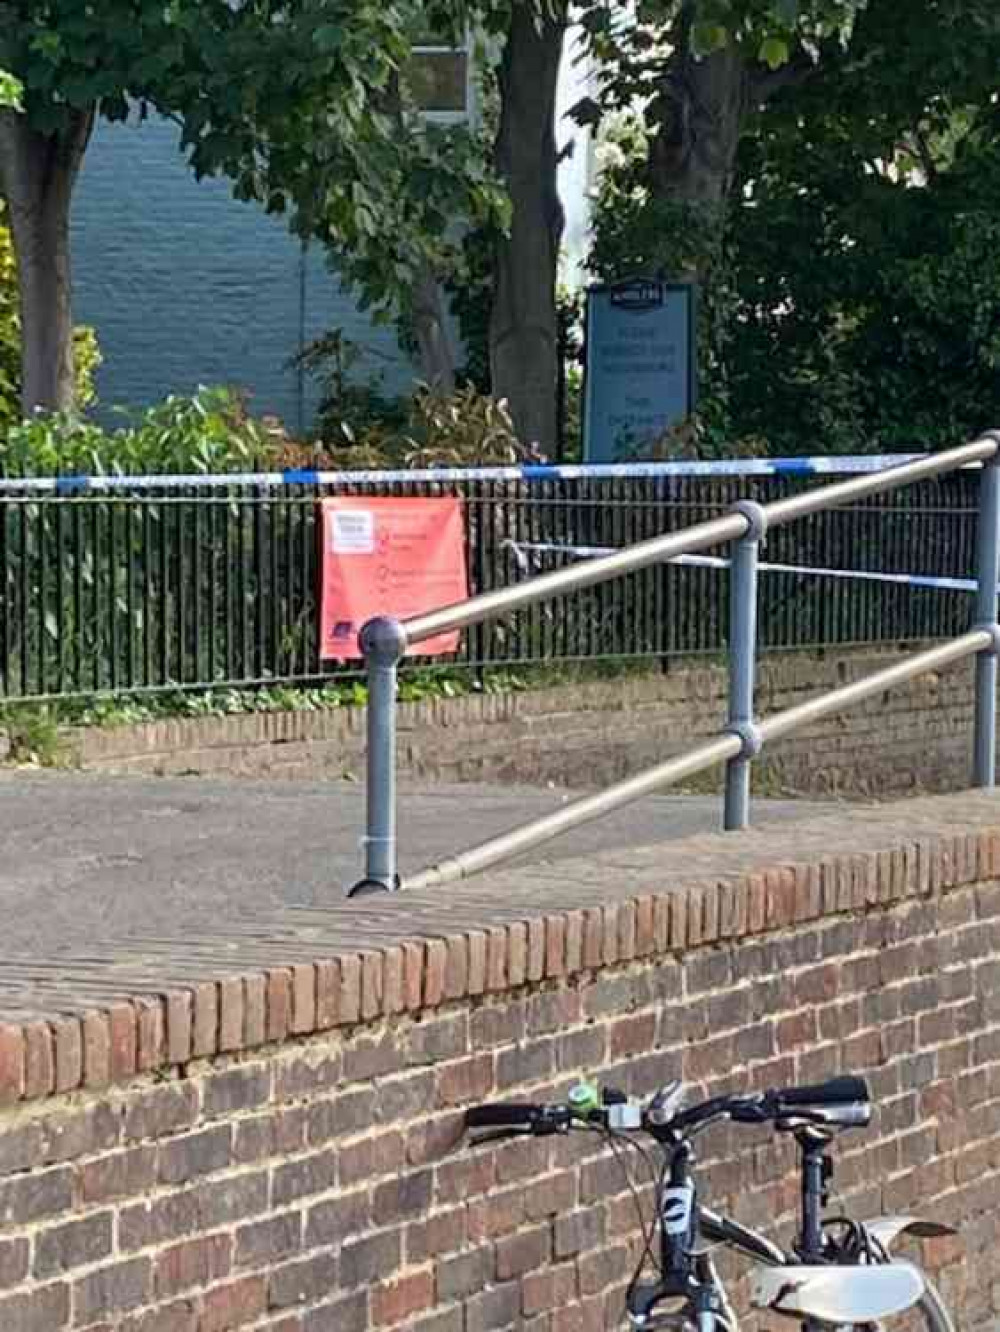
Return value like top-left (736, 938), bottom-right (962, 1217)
top-left (70, 114), bottom-right (418, 434)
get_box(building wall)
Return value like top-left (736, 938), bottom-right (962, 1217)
top-left (70, 114), bottom-right (418, 435)
top-left (68, 20), bottom-right (599, 437)
top-left (0, 805), bottom-right (997, 1328)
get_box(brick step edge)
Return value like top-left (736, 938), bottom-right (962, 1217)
top-left (0, 823), bottom-right (993, 1107)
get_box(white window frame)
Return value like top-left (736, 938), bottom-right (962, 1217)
top-left (410, 33), bottom-right (475, 124)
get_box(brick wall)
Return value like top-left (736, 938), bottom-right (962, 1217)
top-left (71, 646), bottom-right (982, 798)
top-left (0, 797), bottom-right (999, 1330)
top-left (71, 116), bottom-right (416, 431)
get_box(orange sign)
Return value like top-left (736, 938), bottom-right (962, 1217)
top-left (319, 496), bottom-right (469, 660)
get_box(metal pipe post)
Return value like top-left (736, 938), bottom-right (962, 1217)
top-left (348, 616), bottom-right (407, 896)
top-left (974, 449), bottom-right (1000, 786)
top-left (724, 503), bottom-right (766, 830)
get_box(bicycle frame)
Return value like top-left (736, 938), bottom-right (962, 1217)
top-left (699, 1207), bottom-right (786, 1266)
top-left (636, 1152), bottom-right (951, 1332)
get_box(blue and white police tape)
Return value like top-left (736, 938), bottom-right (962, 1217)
top-left (505, 540), bottom-right (982, 594)
top-left (0, 453), bottom-right (946, 494)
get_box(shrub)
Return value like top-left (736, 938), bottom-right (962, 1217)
top-left (294, 330), bottom-right (411, 449)
top-left (0, 385), bottom-right (277, 476)
top-left (278, 382), bottom-right (540, 472)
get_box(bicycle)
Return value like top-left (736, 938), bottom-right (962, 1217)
top-left (466, 1075), bottom-right (958, 1331)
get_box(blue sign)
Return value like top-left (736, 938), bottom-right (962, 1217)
top-left (583, 279), bottom-right (696, 463)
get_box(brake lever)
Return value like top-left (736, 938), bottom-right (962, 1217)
top-left (728, 1096), bottom-right (771, 1124)
top-left (469, 1128), bottom-right (534, 1148)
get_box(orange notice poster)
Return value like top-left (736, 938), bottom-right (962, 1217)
top-left (319, 496), bottom-right (469, 660)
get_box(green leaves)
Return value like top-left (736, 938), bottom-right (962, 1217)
top-left (313, 26), bottom-right (344, 52)
top-left (0, 0), bottom-right (496, 334)
top-left (727, 0), bottom-right (1000, 456)
top-left (758, 35), bottom-right (790, 67)
top-left (0, 71), bottom-right (23, 110)
top-left (1, 387), bottom-right (273, 475)
top-left (692, 22), bottom-right (730, 55)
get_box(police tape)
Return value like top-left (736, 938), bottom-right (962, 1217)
top-left (505, 540), bottom-right (981, 593)
top-left (0, 453), bottom-right (940, 494)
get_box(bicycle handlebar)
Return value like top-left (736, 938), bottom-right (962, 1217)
top-left (777, 1075), bottom-right (869, 1106)
top-left (465, 1075), bottom-right (872, 1139)
top-left (464, 1102), bottom-right (571, 1134)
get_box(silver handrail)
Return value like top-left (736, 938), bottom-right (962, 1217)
top-left (403, 437), bottom-right (996, 647)
top-left (348, 434), bottom-right (1000, 896)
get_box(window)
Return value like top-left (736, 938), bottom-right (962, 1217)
top-left (409, 30), bottom-right (472, 121)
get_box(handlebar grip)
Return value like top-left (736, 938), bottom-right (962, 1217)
top-left (466, 1103), bottom-right (540, 1129)
top-left (777, 1076), bottom-right (870, 1107)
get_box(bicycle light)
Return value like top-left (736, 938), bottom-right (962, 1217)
top-left (567, 1082), bottom-right (601, 1115)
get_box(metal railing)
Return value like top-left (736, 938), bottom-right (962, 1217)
top-left (348, 435), bottom-right (1000, 895)
top-left (0, 460), bottom-right (979, 702)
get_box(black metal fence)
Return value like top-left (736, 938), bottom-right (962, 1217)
top-left (0, 470), bottom-right (978, 702)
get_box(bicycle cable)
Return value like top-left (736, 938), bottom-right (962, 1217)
top-left (623, 1144), bottom-right (672, 1309)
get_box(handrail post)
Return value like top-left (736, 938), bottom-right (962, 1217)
top-left (348, 616), bottom-right (407, 896)
top-left (724, 502), bottom-right (767, 831)
top-left (973, 446), bottom-right (1000, 787)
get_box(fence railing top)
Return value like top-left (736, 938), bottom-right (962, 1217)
top-left (0, 452), bottom-right (951, 493)
top-left (401, 435), bottom-right (1000, 647)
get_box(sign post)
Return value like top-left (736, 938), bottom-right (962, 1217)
top-left (582, 278), bottom-right (696, 463)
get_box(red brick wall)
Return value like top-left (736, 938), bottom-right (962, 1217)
top-left (1, 828), bottom-right (999, 1330)
top-left (71, 646), bottom-right (982, 798)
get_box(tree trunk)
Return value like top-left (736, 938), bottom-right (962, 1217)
top-left (411, 262), bottom-right (456, 394)
top-left (647, 7), bottom-right (813, 224)
top-left (647, 10), bottom-right (748, 218)
top-left (0, 107), bottom-right (94, 416)
top-left (489, 0), bottom-right (568, 453)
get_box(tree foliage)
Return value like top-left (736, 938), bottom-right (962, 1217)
top-left (585, 0), bottom-right (1000, 455)
top-left (572, 0), bottom-right (867, 127)
top-left (0, 71), bottom-right (21, 110)
top-left (728, 0), bottom-right (1000, 453)
top-left (0, 0), bottom-right (508, 413)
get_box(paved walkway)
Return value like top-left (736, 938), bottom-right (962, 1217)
top-left (0, 770), bottom-right (836, 959)
top-left (0, 769), bottom-right (996, 1027)
top-left (1, 769), bottom-right (998, 1025)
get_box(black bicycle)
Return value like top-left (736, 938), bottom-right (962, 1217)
top-left (467, 1075), bottom-right (958, 1331)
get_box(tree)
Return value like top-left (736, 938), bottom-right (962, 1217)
top-left (582, 1), bottom-right (868, 251)
top-left (483, 0), bottom-right (869, 453)
top-left (0, 0), bottom-right (505, 417)
top-left (726, 0), bottom-right (1000, 453)
top-left (568, 0), bottom-right (871, 454)
top-left (488, 0), bottom-right (569, 451)
top-left (580, 0), bottom-right (865, 214)
top-left (313, 81), bottom-right (508, 397)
